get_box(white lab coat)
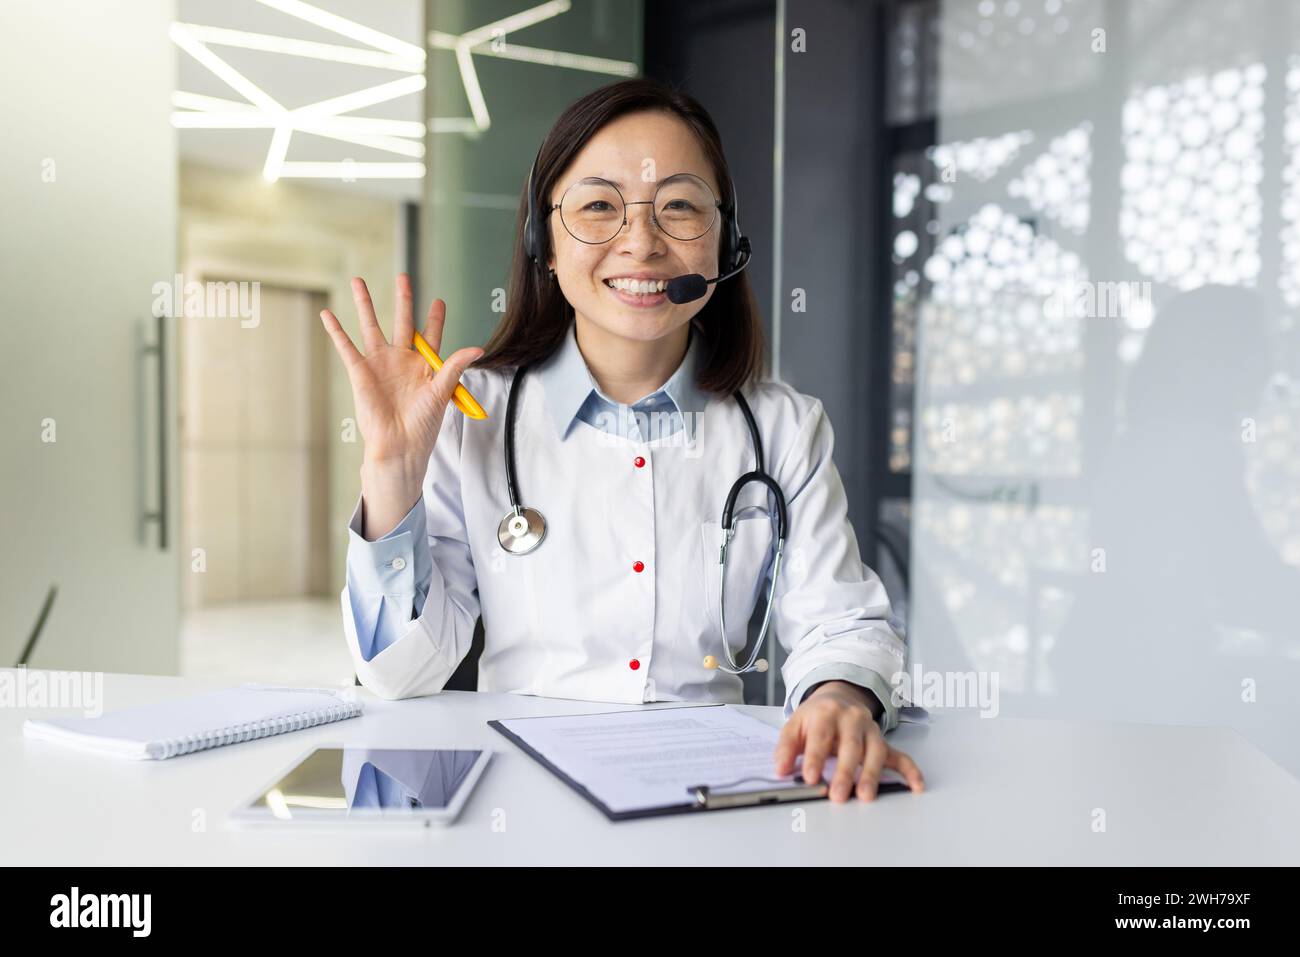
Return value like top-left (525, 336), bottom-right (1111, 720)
top-left (339, 328), bottom-right (906, 727)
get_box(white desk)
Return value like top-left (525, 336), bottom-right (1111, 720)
top-left (3, 669), bottom-right (1298, 865)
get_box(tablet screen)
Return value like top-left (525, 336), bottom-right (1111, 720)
top-left (244, 748), bottom-right (486, 819)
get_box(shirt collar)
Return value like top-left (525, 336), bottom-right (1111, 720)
top-left (536, 319), bottom-right (708, 442)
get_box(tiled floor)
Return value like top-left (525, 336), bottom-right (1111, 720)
top-left (180, 598), bottom-right (355, 688)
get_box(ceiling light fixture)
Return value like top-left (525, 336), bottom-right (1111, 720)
top-left (171, 0), bottom-right (639, 183)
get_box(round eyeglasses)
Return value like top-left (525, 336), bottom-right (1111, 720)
top-left (551, 173), bottom-right (722, 245)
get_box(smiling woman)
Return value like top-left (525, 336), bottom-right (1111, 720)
top-left (319, 78), bottom-right (925, 805)
top-left (475, 79), bottom-right (765, 400)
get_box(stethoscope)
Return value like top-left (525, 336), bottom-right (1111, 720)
top-left (501, 146), bottom-right (782, 673)
top-left (496, 365), bottom-right (787, 676)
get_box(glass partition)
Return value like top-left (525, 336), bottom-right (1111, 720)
top-left (897, 0), bottom-right (1300, 774)
top-left (422, 0), bottom-right (643, 350)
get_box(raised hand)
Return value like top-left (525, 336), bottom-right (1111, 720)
top-left (320, 274), bottom-right (482, 538)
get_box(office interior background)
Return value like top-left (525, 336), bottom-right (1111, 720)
top-left (2, 0), bottom-right (1298, 778)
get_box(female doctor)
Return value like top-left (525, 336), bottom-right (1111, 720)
top-left (320, 79), bottom-right (924, 803)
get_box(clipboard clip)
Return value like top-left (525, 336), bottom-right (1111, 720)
top-left (690, 777), bottom-right (829, 810)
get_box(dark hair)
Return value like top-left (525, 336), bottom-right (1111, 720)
top-left (474, 78), bottom-right (766, 395)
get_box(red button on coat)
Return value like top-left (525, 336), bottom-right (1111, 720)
top-left (634, 456), bottom-right (645, 468)
top-left (632, 561), bottom-right (645, 573)
top-left (629, 659), bottom-right (641, 670)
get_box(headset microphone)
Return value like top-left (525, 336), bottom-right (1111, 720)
top-left (665, 237), bottom-right (752, 305)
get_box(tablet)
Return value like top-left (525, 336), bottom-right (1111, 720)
top-left (231, 746), bottom-right (492, 828)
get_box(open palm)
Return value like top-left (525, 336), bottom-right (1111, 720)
top-left (319, 275), bottom-right (483, 469)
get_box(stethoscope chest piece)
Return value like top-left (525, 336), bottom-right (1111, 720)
top-left (498, 507), bottom-right (547, 555)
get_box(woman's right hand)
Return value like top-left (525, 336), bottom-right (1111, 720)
top-left (320, 274), bottom-right (483, 538)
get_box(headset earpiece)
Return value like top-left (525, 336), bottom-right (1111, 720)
top-left (524, 145), bottom-right (547, 272)
top-left (720, 171), bottom-right (745, 274)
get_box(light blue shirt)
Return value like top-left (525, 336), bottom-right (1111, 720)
top-left (342, 749), bottom-right (483, 809)
top-left (344, 321), bottom-right (891, 722)
top-left (350, 762), bottom-right (415, 809)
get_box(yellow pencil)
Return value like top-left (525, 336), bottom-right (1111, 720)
top-left (412, 331), bottom-right (488, 420)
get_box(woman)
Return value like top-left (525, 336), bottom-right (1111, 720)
top-left (320, 78), bottom-right (923, 803)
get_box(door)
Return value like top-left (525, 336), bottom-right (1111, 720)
top-left (180, 283), bottom-right (331, 607)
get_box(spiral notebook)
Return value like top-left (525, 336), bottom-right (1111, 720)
top-left (22, 685), bottom-right (364, 760)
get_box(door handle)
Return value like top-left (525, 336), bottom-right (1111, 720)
top-left (138, 313), bottom-right (168, 550)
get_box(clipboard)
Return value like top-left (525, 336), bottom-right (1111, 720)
top-left (488, 706), bottom-right (908, 822)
